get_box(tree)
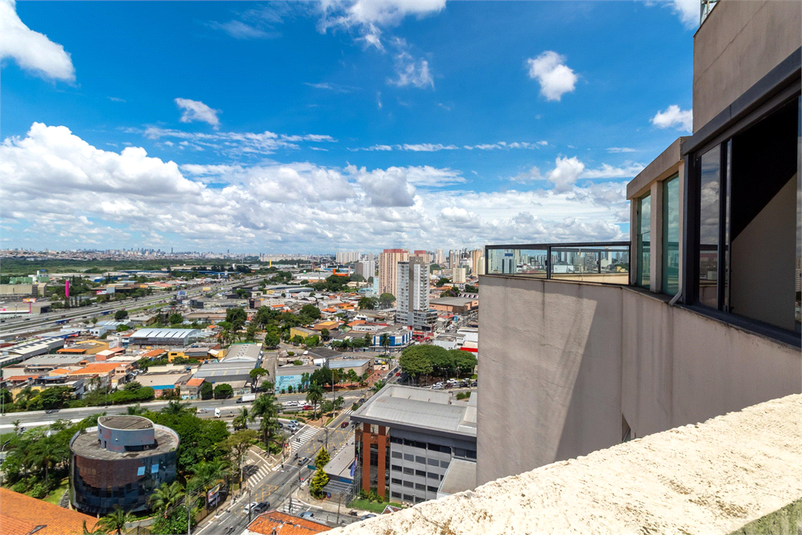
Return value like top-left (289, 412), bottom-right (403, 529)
top-left (304, 335), bottom-right (320, 348)
top-left (441, 287), bottom-right (460, 298)
top-left (168, 313), bottom-right (183, 325)
top-left (199, 382), bottom-right (213, 400)
top-left (233, 407), bottom-right (249, 431)
top-left (346, 369), bottom-right (359, 384)
top-left (291, 334), bottom-right (304, 345)
top-left (82, 520), bottom-right (109, 535)
top-left (320, 328), bottom-right (330, 341)
top-left (189, 459), bottom-right (229, 496)
top-left (436, 277), bottom-right (451, 287)
top-left (399, 345), bottom-right (438, 383)
top-left (464, 284), bottom-right (478, 293)
top-left (149, 481), bottom-right (185, 518)
top-left (245, 322), bottom-right (257, 342)
top-left (214, 383), bottom-right (234, 399)
top-left (115, 324), bottom-right (129, 332)
top-left (264, 332), bottom-right (280, 348)
top-left (380, 333), bottom-right (391, 354)
top-left (300, 304), bottom-right (322, 320)
top-left (306, 383), bottom-right (324, 419)
top-left (249, 394), bottom-right (281, 447)
top-left (309, 466), bottom-right (329, 499)
top-left (97, 506), bottom-right (134, 535)
top-left (161, 400), bottom-right (191, 415)
top-left (372, 380), bottom-right (386, 393)
top-left (126, 404), bottom-right (147, 415)
top-left (358, 297), bottom-right (377, 310)
top-left (315, 448), bottom-right (330, 468)
top-left (114, 309), bottom-right (128, 321)
top-left (378, 293), bottom-right (395, 308)
top-left (249, 367), bottom-right (268, 390)
top-left (220, 429), bottom-right (258, 484)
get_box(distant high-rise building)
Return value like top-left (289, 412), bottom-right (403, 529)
top-left (411, 250), bottom-right (429, 262)
top-left (396, 256), bottom-right (437, 328)
top-left (434, 249), bottom-right (446, 266)
top-left (336, 251), bottom-right (360, 263)
top-left (379, 249), bottom-right (408, 296)
top-left (355, 259), bottom-right (375, 280)
top-left (449, 250), bottom-right (458, 269)
top-left (470, 249), bottom-right (483, 276)
top-left (453, 267), bottom-right (467, 284)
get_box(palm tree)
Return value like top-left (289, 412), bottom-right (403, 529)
top-left (97, 506), bottom-right (134, 535)
top-left (249, 395), bottom-right (280, 446)
top-left (161, 400), bottom-right (190, 415)
top-left (82, 520), bottom-right (109, 535)
top-left (233, 407), bottom-right (249, 431)
top-left (306, 383), bottom-right (324, 420)
top-left (149, 481), bottom-right (185, 518)
top-left (380, 333), bottom-right (390, 355)
top-left (126, 404), bottom-right (146, 415)
top-left (189, 459), bottom-right (229, 498)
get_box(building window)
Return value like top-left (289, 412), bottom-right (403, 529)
top-left (391, 492), bottom-right (402, 499)
top-left (427, 486), bottom-right (439, 493)
top-left (415, 456), bottom-right (426, 464)
top-left (439, 460), bottom-right (450, 468)
top-left (391, 478), bottom-right (402, 485)
top-left (427, 458), bottom-right (439, 466)
top-left (415, 483), bottom-right (426, 491)
top-left (403, 494), bottom-right (413, 502)
top-left (662, 174), bottom-right (680, 295)
top-left (637, 193), bottom-right (651, 288)
top-left (391, 452), bottom-right (402, 459)
top-left (391, 465), bottom-right (402, 472)
top-left (427, 472), bottom-right (438, 479)
top-left (403, 481), bottom-right (413, 488)
top-left (404, 454), bottom-right (414, 461)
top-left (697, 144), bottom-right (721, 308)
top-left (136, 466), bottom-right (145, 476)
top-left (415, 470), bottom-right (426, 477)
top-left (403, 467), bottom-right (414, 475)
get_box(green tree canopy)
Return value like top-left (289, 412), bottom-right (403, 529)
top-left (213, 383), bottom-right (234, 399)
top-left (358, 296), bottom-right (378, 310)
top-left (399, 345), bottom-right (441, 380)
top-left (114, 309), bottom-right (128, 321)
top-left (199, 382), bottom-right (213, 400)
top-left (378, 293), bottom-right (395, 308)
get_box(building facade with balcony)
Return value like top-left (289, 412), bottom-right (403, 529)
top-left (478, 0), bottom-right (801, 487)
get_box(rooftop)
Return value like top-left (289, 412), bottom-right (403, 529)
top-left (71, 424), bottom-right (179, 460)
top-left (130, 328), bottom-right (202, 340)
top-left (329, 359), bottom-right (370, 369)
top-left (331, 394), bottom-right (802, 535)
top-left (245, 510), bottom-right (331, 535)
top-left (351, 385), bottom-right (477, 437)
top-left (100, 415), bottom-right (152, 430)
top-left (430, 297), bottom-right (478, 306)
top-left (0, 488), bottom-right (100, 535)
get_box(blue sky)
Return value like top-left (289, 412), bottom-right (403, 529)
top-left (1, 0), bottom-right (697, 253)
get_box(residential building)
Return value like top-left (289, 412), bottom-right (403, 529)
top-left (351, 385), bottom-right (477, 505)
top-left (336, 251), bottom-right (360, 263)
top-left (242, 510), bottom-right (331, 535)
top-left (470, 249), bottom-right (483, 276)
top-left (452, 267), bottom-right (467, 284)
top-left (395, 257), bottom-right (437, 330)
top-left (410, 250), bottom-right (429, 262)
top-left (0, 488), bottom-right (100, 535)
top-left (478, 0), bottom-right (801, 487)
top-left (378, 248), bottom-right (408, 296)
top-left (354, 259), bottom-right (375, 280)
top-left (434, 249), bottom-right (445, 266)
top-left (70, 415), bottom-right (179, 515)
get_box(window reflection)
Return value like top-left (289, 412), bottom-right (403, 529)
top-left (662, 175), bottom-right (680, 295)
top-left (638, 194), bottom-right (651, 288)
top-left (698, 146), bottom-right (720, 307)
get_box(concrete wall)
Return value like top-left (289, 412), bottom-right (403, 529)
top-left (730, 175), bottom-right (797, 331)
top-left (693, 0), bottom-right (802, 130)
top-left (476, 275), bottom-right (623, 485)
top-left (477, 274), bottom-right (802, 485)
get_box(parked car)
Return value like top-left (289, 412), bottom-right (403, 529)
top-left (300, 511), bottom-right (315, 519)
top-left (341, 420), bottom-right (349, 428)
top-left (302, 404), bottom-right (313, 410)
top-left (359, 514), bottom-right (377, 521)
top-left (242, 502), bottom-right (258, 514)
top-left (252, 501), bottom-right (269, 513)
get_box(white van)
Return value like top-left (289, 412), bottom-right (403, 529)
top-left (214, 408), bottom-right (221, 418)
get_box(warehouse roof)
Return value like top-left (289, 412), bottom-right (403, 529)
top-left (351, 385), bottom-right (477, 437)
top-left (130, 328), bottom-right (202, 340)
top-left (329, 359), bottom-right (370, 369)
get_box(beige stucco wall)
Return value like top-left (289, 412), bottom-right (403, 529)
top-left (476, 275), bottom-right (623, 486)
top-left (693, 0), bottom-right (802, 131)
top-left (478, 274), bottom-right (802, 485)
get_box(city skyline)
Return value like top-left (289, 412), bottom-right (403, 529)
top-left (2, 0), bottom-right (696, 253)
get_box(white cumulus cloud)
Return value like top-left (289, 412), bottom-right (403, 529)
top-left (526, 51), bottom-right (577, 102)
top-left (389, 51), bottom-right (434, 89)
top-left (175, 98), bottom-right (221, 129)
top-left (651, 104), bottom-right (693, 131)
top-left (0, 0), bottom-right (75, 81)
top-left (547, 156), bottom-right (585, 193)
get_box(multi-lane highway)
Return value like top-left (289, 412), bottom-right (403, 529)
top-left (0, 277), bottom-right (259, 340)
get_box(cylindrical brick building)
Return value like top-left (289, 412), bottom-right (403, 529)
top-left (70, 415), bottom-right (179, 515)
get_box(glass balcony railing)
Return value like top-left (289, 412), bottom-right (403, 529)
top-left (484, 242), bottom-right (630, 285)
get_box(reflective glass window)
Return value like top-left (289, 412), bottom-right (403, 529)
top-left (637, 194), bottom-right (651, 288)
top-left (662, 175), bottom-right (680, 295)
top-left (698, 145), bottom-right (721, 307)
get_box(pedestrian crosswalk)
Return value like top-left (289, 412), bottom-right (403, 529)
top-left (279, 499), bottom-right (311, 515)
top-left (290, 425), bottom-right (318, 452)
top-left (246, 463), bottom-right (271, 486)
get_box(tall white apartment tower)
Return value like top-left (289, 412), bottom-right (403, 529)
top-left (434, 249), bottom-right (446, 266)
top-left (395, 256), bottom-right (437, 328)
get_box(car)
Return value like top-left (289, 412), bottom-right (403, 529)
top-left (297, 457), bottom-right (306, 466)
top-left (242, 502), bottom-right (258, 514)
top-left (300, 511), bottom-right (315, 519)
top-left (358, 514), bottom-right (377, 521)
top-left (45, 409), bottom-right (59, 414)
top-left (341, 420), bottom-right (349, 428)
top-left (302, 404), bottom-right (313, 410)
top-left (252, 501), bottom-right (270, 513)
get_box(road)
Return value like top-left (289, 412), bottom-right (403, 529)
top-left (0, 277), bottom-right (261, 340)
top-left (197, 409), bottom-right (361, 534)
top-left (0, 389), bottom-right (371, 430)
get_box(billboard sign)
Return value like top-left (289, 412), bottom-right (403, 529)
top-left (207, 484), bottom-right (220, 507)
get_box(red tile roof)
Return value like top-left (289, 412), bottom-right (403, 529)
top-left (246, 511), bottom-right (330, 534)
top-left (186, 378), bottom-right (205, 387)
top-left (0, 488), bottom-right (99, 535)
